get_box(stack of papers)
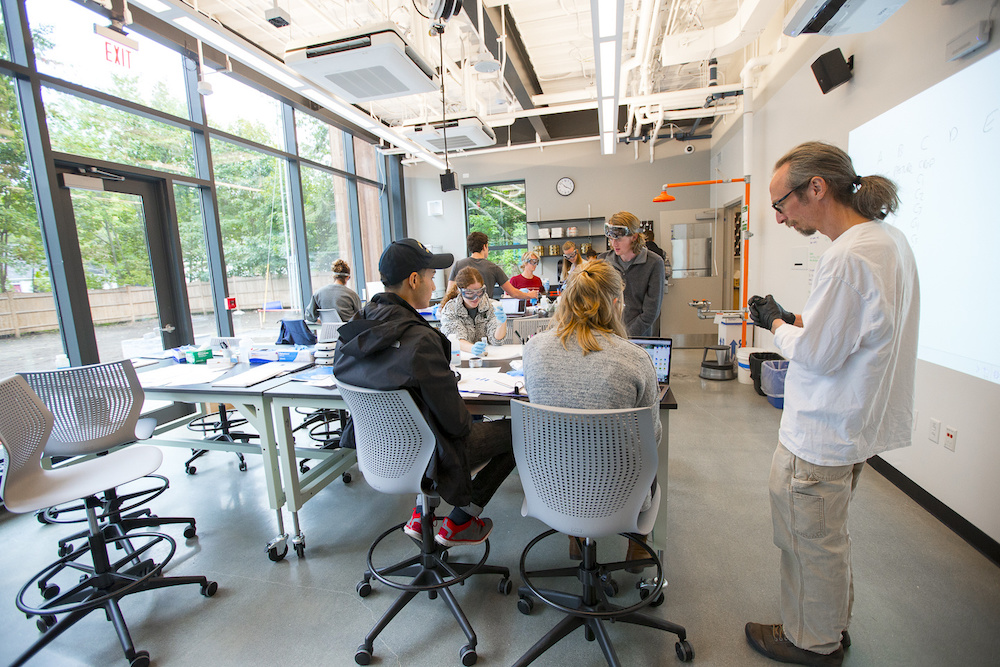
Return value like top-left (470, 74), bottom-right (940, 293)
top-left (212, 361), bottom-right (312, 388)
top-left (457, 368), bottom-right (524, 396)
top-left (138, 365), bottom-right (229, 388)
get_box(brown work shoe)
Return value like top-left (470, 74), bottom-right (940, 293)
top-left (744, 623), bottom-right (844, 666)
top-left (625, 534), bottom-right (651, 573)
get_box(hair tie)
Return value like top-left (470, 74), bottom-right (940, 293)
top-left (852, 175), bottom-right (863, 192)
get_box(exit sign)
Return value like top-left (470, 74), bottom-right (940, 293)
top-left (94, 24), bottom-right (137, 70)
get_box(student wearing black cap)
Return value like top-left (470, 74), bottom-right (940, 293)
top-left (333, 238), bottom-right (515, 547)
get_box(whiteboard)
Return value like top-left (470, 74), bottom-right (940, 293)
top-left (849, 48), bottom-right (1000, 385)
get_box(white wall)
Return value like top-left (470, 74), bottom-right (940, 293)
top-left (712, 0), bottom-right (1000, 541)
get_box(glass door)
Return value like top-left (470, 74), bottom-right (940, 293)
top-left (56, 165), bottom-right (191, 363)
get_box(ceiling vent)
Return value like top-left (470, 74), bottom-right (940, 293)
top-left (783, 0), bottom-right (910, 37)
top-left (403, 116), bottom-right (497, 153)
top-left (285, 22), bottom-right (437, 102)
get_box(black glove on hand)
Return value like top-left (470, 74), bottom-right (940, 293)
top-left (748, 294), bottom-right (795, 330)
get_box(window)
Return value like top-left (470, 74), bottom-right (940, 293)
top-left (174, 183), bottom-right (216, 345)
top-left (204, 74), bottom-right (283, 151)
top-left (302, 165), bottom-right (353, 298)
top-left (464, 181), bottom-right (527, 277)
top-left (0, 75), bottom-right (61, 374)
top-left (295, 111), bottom-right (346, 170)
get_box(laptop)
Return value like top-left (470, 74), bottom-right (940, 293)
top-left (629, 337), bottom-right (673, 400)
top-left (498, 298), bottom-right (527, 318)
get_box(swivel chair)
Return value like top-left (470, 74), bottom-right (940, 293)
top-left (336, 380), bottom-right (511, 666)
top-left (19, 361), bottom-right (197, 556)
top-left (509, 400), bottom-right (693, 666)
top-left (0, 374), bottom-right (217, 667)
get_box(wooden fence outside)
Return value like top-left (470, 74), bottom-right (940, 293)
top-left (0, 276), bottom-right (294, 338)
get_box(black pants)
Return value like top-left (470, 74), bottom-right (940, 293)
top-left (463, 419), bottom-right (515, 511)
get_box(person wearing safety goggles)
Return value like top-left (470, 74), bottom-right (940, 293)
top-left (557, 241), bottom-right (583, 284)
top-left (447, 232), bottom-right (539, 301)
top-left (439, 266), bottom-right (508, 355)
top-left (596, 211), bottom-right (665, 337)
top-left (510, 250), bottom-right (544, 293)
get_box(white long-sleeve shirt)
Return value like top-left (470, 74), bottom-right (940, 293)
top-left (774, 221), bottom-right (920, 466)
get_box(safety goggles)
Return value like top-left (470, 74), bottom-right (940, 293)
top-left (461, 287), bottom-right (487, 300)
top-left (562, 251), bottom-right (577, 260)
top-left (605, 225), bottom-right (632, 240)
top-left (524, 258), bottom-right (539, 265)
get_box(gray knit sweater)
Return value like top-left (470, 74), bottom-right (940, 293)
top-left (522, 329), bottom-right (661, 445)
top-left (597, 248), bottom-right (665, 336)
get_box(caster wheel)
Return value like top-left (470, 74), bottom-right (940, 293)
top-left (354, 644), bottom-right (372, 665)
top-left (238, 461), bottom-right (248, 472)
top-left (201, 581), bottom-right (218, 597)
top-left (356, 580), bottom-right (372, 597)
top-left (498, 577), bottom-right (512, 595)
top-left (36, 511), bottom-right (48, 524)
top-left (299, 462), bottom-right (310, 474)
top-left (675, 640), bottom-right (694, 661)
top-left (57, 543), bottom-right (72, 557)
top-left (186, 466), bottom-right (197, 475)
top-left (517, 596), bottom-right (534, 615)
top-left (41, 584), bottom-right (60, 600)
top-left (267, 544), bottom-right (288, 562)
top-left (36, 615), bottom-right (56, 632)
top-left (342, 472), bottom-right (352, 484)
top-left (295, 542), bottom-right (305, 558)
top-left (130, 650), bottom-right (150, 667)
top-left (603, 578), bottom-right (619, 597)
top-left (460, 644), bottom-right (477, 666)
top-left (651, 592), bottom-right (665, 607)
top-left (183, 524), bottom-right (197, 539)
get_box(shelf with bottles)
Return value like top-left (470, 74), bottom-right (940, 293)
top-left (526, 217), bottom-right (606, 242)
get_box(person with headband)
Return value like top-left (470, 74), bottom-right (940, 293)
top-left (439, 266), bottom-right (508, 356)
top-left (304, 258), bottom-right (362, 323)
top-left (509, 250), bottom-right (543, 293)
top-left (557, 241), bottom-right (582, 283)
top-left (597, 211), bottom-right (665, 337)
top-left (745, 142), bottom-right (919, 667)
top-left (448, 232), bottom-right (539, 300)
top-left (522, 258), bottom-right (661, 568)
top-left (333, 239), bottom-right (515, 548)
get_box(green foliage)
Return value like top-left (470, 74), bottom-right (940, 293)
top-left (465, 182), bottom-right (527, 278)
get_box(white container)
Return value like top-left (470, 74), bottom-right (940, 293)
top-left (567, 226), bottom-right (578, 237)
top-left (448, 334), bottom-right (461, 366)
top-left (537, 227), bottom-right (550, 239)
top-left (736, 347), bottom-right (763, 384)
top-left (714, 313), bottom-right (744, 357)
top-left (550, 227), bottom-right (564, 238)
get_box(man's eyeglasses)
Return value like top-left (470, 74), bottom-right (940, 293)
top-left (605, 225), bottom-right (631, 240)
top-left (461, 287), bottom-right (486, 300)
top-left (772, 180), bottom-right (810, 214)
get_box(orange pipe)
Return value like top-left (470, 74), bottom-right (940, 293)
top-left (741, 180), bottom-right (751, 348)
top-left (660, 178), bottom-right (746, 188)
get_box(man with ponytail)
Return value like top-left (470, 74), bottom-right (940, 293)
top-left (745, 142), bottom-right (920, 666)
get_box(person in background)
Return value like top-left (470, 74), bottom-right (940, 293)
top-left (583, 247), bottom-right (599, 260)
top-left (597, 212), bottom-right (665, 337)
top-left (522, 258), bottom-right (660, 567)
top-left (557, 241), bottom-right (583, 283)
top-left (643, 229), bottom-right (672, 280)
top-left (304, 259), bottom-right (362, 323)
top-left (744, 142), bottom-right (919, 667)
top-left (333, 239), bottom-right (515, 547)
top-left (509, 250), bottom-right (543, 293)
top-left (439, 266), bottom-right (508, 356)
top-left (448, 232), bottom-right (538, 300)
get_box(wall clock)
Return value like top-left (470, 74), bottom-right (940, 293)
top-left (556, 177), bottom-right (575, 196)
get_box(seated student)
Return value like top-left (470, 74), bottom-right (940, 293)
top-left (439, 267), bottom-right (508, 355)
top-left (304, 259), bottom-right (362, 323)
top-left (522, 258), bottom-right (660, 565)
top-left (448, 232), bottom-right (539, 300)
top-left (509, 250), bottom-right (543, 293)
top-left (333, 239), bottom-right (515, 546)
top-left (556, 241), bottom-right (583, 283)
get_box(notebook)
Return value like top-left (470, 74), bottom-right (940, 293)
top-left (498, 298), bottom-right (527, 318)
top-left (629, 337), bottom-right (673, 400)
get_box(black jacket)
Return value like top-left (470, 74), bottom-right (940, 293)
top-left (332, 292), bottom-right (474, 506)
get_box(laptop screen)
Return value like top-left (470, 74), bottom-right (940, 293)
top-left (629, 337), bottom-right (673, 385)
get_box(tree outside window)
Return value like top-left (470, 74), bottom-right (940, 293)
top-left (463, 181), bottom-right (526, 278)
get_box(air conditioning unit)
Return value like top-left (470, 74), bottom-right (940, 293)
top-left (403, 116), bottom-right (497, 152)
top-left (284, 22), bottom-right (437, 102)
top-left (783, 0), bottom-right (910, 37)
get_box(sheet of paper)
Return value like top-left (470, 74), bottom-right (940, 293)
top-left (458, 372), bottom-right (524, 395)
top-left (129, 357), bottom-right (159, 368)
top-left (138, 365), bottom-right (228, 387)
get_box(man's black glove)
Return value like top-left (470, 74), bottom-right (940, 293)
top-left (748, 294), bottom-right (795, 330)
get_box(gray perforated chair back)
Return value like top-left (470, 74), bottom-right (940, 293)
top-left (511, 400), bottom-right (659, 539)
top-left (19, 360), bottom-right (145, 458)
top-left (0, 375), bottom-right (55, 509)
top-left (335, 380), bottom-right (436, 496)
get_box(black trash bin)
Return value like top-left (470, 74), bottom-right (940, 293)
top-left (750, 352), bottom-right (784, 396)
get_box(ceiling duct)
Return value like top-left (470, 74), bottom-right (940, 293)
top-left (284, 22), bottom-right (437, 102)
top-left (404, 116), bottom-right (498, 152)
top-left (783, 0), bottom-right (910, 37)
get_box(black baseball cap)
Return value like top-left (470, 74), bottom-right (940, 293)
top-left (379, 238), bottom-right (454, 285)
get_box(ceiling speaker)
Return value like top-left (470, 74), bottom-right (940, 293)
top-left (811, 48), bottom-right (854, 94)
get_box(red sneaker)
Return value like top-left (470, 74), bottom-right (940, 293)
top-left (403, 507), bottom-right (438, 540)
top-left (435, 516), bottom-right (493, 547)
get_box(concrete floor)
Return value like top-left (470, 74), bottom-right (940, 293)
top-left (2, 348), bottom-right (999, 667)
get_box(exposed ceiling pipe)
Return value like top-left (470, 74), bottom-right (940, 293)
top-left (395, 133), bottom-right (600, 161)
top-left (660, 0), bottom-right (782, 67)
top-left (649, 107), bottom-right (664, 163)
